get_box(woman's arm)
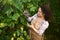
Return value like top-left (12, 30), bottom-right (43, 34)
top-left (24, 10), bottom-right (37, 22)
top-left (27, 21), bottom-right (49, 36)
top-left (27, 14), bottom-right (37, 22)
top-left (38, 21), bottom-right (49, 35)
top-left (27, 23), bottom-right (39, 35)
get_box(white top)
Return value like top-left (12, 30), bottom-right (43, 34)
top-left (27, 14), bottom-right (49, 36)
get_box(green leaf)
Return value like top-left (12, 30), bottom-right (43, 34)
top-left (2, 0), bottom-right (7, 5)
top-left (8, 22), bottom-right (15, 28)
top-left (12, 0), bottom-right (23, 11)
top-left (23, 31), bottom-right (27, 36)
top-left (12, 13), bottom-right (20, 21)
top-left (8, 0), bottom-right (13, 5)
top-left (2, 4), bottom-right (13, 15)
top-left (0, 0), bottom-right (2, 3)
top-left (19, 36), bottom-right (24, 40)
top-left (30, 6), bottom-right (36, 12)
top-left (0, 29), bottom-right (2, 34)
top-left (22, 0), bottom-right (31, 3)
top-left (16, 30), bottom-right (20, 37)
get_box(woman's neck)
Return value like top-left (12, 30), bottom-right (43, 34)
top-left (38, 16), bottom-right (44, 20)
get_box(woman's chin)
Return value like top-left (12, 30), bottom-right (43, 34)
top-left (38, 16), bottom-right (42, 18)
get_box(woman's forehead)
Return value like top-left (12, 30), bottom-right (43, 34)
top-left (38, 8), bottom-right (42, 11)
top-left (39, 7), bottom-right (41, 9)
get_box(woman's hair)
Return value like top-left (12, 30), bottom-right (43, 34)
top-left (40, 4), bottom-right (52, 21)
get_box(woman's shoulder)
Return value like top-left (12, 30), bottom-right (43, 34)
top-left (44, 20), bottom-right (49, 25)
top-left (42, 20), bottom-right (49, 28)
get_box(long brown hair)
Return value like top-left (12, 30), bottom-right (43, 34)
top-left (40, 4), bottom-right (52, 22)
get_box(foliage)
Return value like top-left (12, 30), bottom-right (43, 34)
top-left (0, 0), bottom-right (41, 40)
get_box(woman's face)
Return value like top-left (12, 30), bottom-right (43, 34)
top-left (37, 7), bottom-right (45, 17)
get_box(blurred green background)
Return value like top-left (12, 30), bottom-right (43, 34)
top-left (0, 0), bottom-right (60, 40)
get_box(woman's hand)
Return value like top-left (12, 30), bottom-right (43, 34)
top-left (27, 23), bottom-right (39, 35)
top-left (23, 10), bottom-right (29, 18)
top-left (27, 22), bottom-right (34, 29)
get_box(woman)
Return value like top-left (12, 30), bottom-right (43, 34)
top-left (24, 4), bottom-right (52, 40)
